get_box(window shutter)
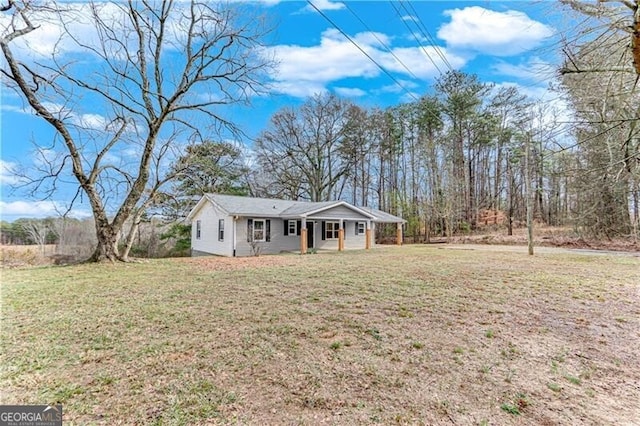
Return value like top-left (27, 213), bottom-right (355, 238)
top-left (284, 219), bottom-right (288, 236)
top-left (343, 223), bottom-right (346, 239)
top-left (355, 222), bottom-right (359, 235)
top-left (247, 219), bottom-right (253, 242)
top-left (266, 220), bottom-right (271, 242)
top-left (321, 221), bottom-right (326, 240)
top-left (297, 220), bottom-right (301, 236)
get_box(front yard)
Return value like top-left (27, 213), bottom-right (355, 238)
top-left (1, 246), bottom-right (638, 424)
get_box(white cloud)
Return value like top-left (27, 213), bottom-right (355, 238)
top-left (352, 31), bottom-right (391, 49)
top-left (32, 148), bottom-right (60, 168)
top-left (399, 91), bottom-right (421, 104)
top-left (121, 146), bottom-right (143, 159)
top-left (305, 0), bottom-right (345, 12)
top-left (40, 102), bottom-right (71, 119)
top-left (268, 28), bottom-right (466, 98)
top-left (249, 0), bottom-right (283, 5)
top-left (334, 87), bottom-right (367, 98)
top-left (378, 45), bottom-right (466, 78)
top-left (0, 200), bottom-right (91, 220)
top-left (0, 160), bottom-right (21, 186)
top-left (0, 3), bottom-right (127, 59)
top-left (2, 98), bottom-right (108, 131)
top-left (379, 79), bottom-right (419, 95)
top-left (267, 30), bottom-right (376, 97)
top-left (0, 96), bottom-right (29, 114)
top-left (438, 6), bottom-right (553, 56)
top-left (0, 2), bottom-right (217, 62)
top-left (492, 57), bottom-right (556, 82)
top-left (268, 81), bottom-right (328, 98)
top-left (73, 113), bottom-right (107, 130)
top-left (270, 29), bottom-right (378, 84)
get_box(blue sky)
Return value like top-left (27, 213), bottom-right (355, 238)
top-left (0, 0), bottom-right (565, 221)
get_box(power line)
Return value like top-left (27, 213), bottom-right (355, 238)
top-left (306, 0), bottom-right (421, 102)
top-left (400, 0), bottom-right (453, 72)
top-left (343, 2), bottom-right (420, 81)
top-left (389, 1), bottom-right (443, 76)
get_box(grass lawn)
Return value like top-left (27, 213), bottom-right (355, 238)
top-left (1, 246), bottom-right (639, 425)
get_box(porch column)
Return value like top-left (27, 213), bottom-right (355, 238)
top-left (365, 220), bottom-right (371, 250)
top-left (396, 222), bottom-right (403, 246)
top-left (300, 218), bottom-right (307, 254)
top-left (338, 219), bottom-right (344, 251)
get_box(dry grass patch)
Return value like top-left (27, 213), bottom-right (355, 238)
top-left (1, 246), bottom-right (639, 425)
top-left (1, 245), bottom-right (57, 267)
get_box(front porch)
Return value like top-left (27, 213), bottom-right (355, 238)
top-left (296, 218), bottom-right (403, 254)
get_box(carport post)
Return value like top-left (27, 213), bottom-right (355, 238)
top-left (396, 222), bottom-right (403, 246)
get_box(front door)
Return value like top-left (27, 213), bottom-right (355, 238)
top-left (306, 222), bottom-right (314, 248)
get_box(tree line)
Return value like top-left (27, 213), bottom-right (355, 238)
top-left (183, 69), bottom-right (637, 242)
top-left (0, 216), bottom-right (190, 259)
top-left (2, 0), bottom-right (638, 261)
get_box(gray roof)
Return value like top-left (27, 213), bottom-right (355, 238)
top-left (199, 193), bottom-right (404, 223)
top-left (361, 207), bottom-right (407, 223)
top-left (206, 193), bottom-right (298, 216)
top-left (281, 200), bottom-right (341, 216)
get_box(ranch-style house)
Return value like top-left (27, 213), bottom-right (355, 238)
top-left (187, 193), bottom-right (406, 257)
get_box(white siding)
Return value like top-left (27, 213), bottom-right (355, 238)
top-left (308, 204), bottom-right (370, 220)
top-left (315, 235), bottom-right (338, 250)
top-left (191, 201), bottom-right (379, 257)
top-left (234, 217), bottom-right (301, 257)
top-left (344, 221), bottom-right (367, 249)
top-left (315, 220), bottom-right (371, 250)
top-left (191, 202), bottom-right (234, 256)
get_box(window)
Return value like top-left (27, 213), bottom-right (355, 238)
top-left (195, 220), bottom-right (201, 240)
top-left (288, 220), bottom-right (297, 236)
top-left (357, 222), bottom-right (366, 235)
top-left (218, 219), bottom-right (224, 241)
top-left (247, 219), bottom-right (271, 242)
top-left (325, 221), bottom-right (339, 240)
top-left (253, 219), bottom-right (266, 242)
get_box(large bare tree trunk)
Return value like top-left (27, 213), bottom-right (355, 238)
top-left (90, 224), bottom-right (121, 262)
top-left (1, 0), bottom-right (273, 262)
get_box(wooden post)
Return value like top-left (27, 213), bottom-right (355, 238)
top-left (396, 222), bottom-right (402, 246)
top-left (300, 227), bottom-right (307, 255)
top-left (338, 228), bottom-right (344, 251)
top-left (365, 228), bottom-right (371, 250)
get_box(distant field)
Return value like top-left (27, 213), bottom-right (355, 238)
top-left (1, 246), bottom-right (639, 425)
top-left (0, 244), bottom-right (56, 263)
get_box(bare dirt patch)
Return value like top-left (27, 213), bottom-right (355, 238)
top-left (181, 252), bottom-right (304, 271)
top-left (2, 247), bottom-right (639, 425)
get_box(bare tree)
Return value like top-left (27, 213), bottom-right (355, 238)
top-left (560, 0), bottom-right (639, 75)
top-left (558, 2), bottom-right (640, 238)
top-left (254, 93), bottom-right (356, 202)
top-left (1, 0), bottom-right (274, 261)
top-left (21, 219), bottom-right (50, 256)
